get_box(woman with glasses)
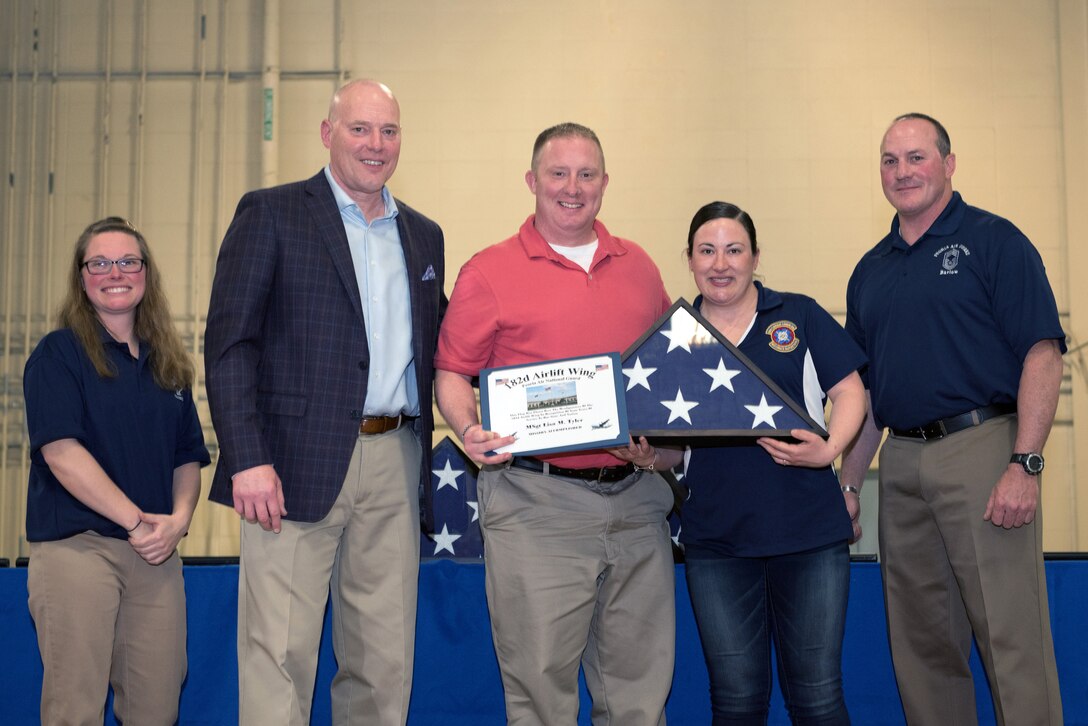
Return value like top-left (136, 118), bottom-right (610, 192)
top-left (23, 216), bottom-right (210, 725)
top-left (679, 202), bottom-right (866, 725)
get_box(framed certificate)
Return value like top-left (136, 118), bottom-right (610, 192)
top-left (480, 353), bottom-right (630, 457)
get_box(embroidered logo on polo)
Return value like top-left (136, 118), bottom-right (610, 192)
top-left (933, 243), bottom-right (971, 276)
top-left (765, 321), bottom-right (799, 353)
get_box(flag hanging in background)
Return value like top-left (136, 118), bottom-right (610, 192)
top-left (419, 437), bottom-right (683, 560)
top-left (420, 436), bottom-right (483, 559)
top-left (621, 299), bottom-right (825, 438)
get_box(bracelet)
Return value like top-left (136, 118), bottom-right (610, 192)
top-left (461, 422), bottom-right (476, 442)
top-left (126, 518), bottom-right (141, 532)
top-left (841, 485), bottom-right (860, 496)
top-left (635, 451), bottom-right (659, 472)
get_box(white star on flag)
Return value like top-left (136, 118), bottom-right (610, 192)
top-left (661, 388), bottom-right (700, 424)
top-left (745, 394), bottom-right (783, 428)
top-left (659, 320), bottom-right (693, 353)
top-left (432, 460), bottom-right (463, 491)
top-left (623, 357), bottom-right (657, 391)
top-left (430, 524), bottom-right (462, 555)
top-left (467, 500), bottom-right (479, 523)
top-left (703, 358), bottom-right (742, 393)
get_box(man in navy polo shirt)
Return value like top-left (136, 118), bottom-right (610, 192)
top-left (840, 113), bottom-right (1064, 725)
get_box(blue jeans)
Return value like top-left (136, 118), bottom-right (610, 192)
top-left (685, 542), bottom-right (851, 726)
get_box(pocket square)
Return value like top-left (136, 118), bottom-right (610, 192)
top-left (421, 264), bottom-right (436, 281)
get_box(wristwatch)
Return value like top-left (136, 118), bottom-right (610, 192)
top-left (1010, 452), bottom-right (1045, 475)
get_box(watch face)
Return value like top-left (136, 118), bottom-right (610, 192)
top-left (1014, 453), bottom-right (1045, 474)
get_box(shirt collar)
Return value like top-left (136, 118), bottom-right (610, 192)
top-left (692, 281), bottom-right (782, 318)
top-left (518, 215), bottom-right (627, 264)
top-left (887, 191), bottom-right (964, 251)
top-left (94, 320), bottom-right (148, 362)
top-left (95, 321), bottom-right (117, 345)
top-left (753, 280), bottom-right (783, 313)
top-left (323, 165), bottom-right (398, 222)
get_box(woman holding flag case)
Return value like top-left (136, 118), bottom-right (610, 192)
top-left (679, 201), bottom-right (866, 725)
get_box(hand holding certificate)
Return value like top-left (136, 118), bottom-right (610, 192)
top-left (480, 353), bottom-right (630, 457)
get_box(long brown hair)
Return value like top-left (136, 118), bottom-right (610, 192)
top-left (56, 216), bottom-right (195, 389)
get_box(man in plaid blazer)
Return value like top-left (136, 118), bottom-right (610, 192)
top-left (205, 79), bottom-right (445, 726)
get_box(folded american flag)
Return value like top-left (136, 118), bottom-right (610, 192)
top-left (621, 299), bottom-right (824, 438)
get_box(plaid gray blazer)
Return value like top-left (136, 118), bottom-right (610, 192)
top-left (205, 171), bottom-right (446, 523)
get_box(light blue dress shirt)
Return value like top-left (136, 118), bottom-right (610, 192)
top-left (324, 166), bottom-right (418, 417)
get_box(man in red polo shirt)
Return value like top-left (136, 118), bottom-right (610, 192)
top-left (436, 122), bottom-right (676, 725)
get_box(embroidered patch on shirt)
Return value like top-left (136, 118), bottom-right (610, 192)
top-left (765, 321), bottom-right (799, 353)
top-left (932, 242), bottom-right (971, 277)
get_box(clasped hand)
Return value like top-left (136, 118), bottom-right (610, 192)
top-left (128, 513), bottom-right (187, 565)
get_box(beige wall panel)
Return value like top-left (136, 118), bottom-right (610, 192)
top-left (1, 0), bottom-right (1085, 559)
top-left (143, 132), bottom-right (194, 209)
top-left (996, 127), bottom-right (1063, 191)
top-left (221, 83), bottom-right (265, 209)
top-left (221, 0), bottom-right (263, 70)
top-left (144, 5), bottom-right (200, 70)
top-left (951, 127), bottom-right (997, 195)
top-left (55, 5), bottom-right (105, 70)
top-left (281, 1), bottom-right (337, 70)
top-left (1042, 426), bottom-right (1075, 549)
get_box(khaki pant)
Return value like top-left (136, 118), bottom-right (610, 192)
top-left (879, 415), bottom-right (1062, 726)
top-left (237, 426), bottom-right (421, 726)
top-left (478, 464), bottom-right (676, 726)
top-left (28, 532), bottom-right (186, 726)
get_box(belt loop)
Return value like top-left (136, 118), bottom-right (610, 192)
top-left (541, 461), bottom-right (551, 476)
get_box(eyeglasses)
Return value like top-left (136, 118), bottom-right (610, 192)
top-left (82, 258), bottom-right (146, 275)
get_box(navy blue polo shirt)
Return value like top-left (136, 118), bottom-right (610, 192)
top-left (846, 192), bottom-right (1066, 431)
top-left (680, 284), bottom-right (865, 558)
top-left (23, 327), bottom-right (210, 542)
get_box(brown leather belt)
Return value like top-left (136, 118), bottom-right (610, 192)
top-left (358, 415), bottom-right (405, 435)
top-left (510, 456), bottom-right (636, 483)
top-left (890, 403), bottom-right (1015, 441)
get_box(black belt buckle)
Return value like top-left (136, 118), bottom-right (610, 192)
top-left (600, 464), bottom-right (636, 482)
top-left (898, 403), bottom-right (1015, 441)
top-left (919, 420), bottom-right (947, 441)
top-left (563, 464), bottom-right (622, 482)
